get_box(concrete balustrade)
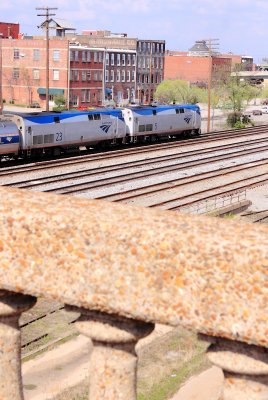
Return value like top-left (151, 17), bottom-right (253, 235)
top-left (0, 186), bottom-right (267, 399)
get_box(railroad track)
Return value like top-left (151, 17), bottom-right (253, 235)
top-left (240, 209), bottom-right (268, 223)
top-left (1, 124), bottom-right (268, 177)
top-left (2, 124), bottom-right (268, 214)
top-left (3, 137), bottom-right (268, 191)
top-left (20, 299), bottom-right (78, 357)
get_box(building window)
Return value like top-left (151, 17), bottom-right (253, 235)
top-left (105, 70), bottom-right (109, 82)
top-left (152, 43), bottom-right (155, 53)
top-left (122, 54), bottom-right (125, 66)
top-left (143, 57), bottom-right (146, 68)
top-left (94, 71), bottom-right (98, 81)
top-left (111, 53), bottom-right (114, 66)
top-left (161, 43), bottom-right (164, 53)
top-left (81, 70), bottom-right (87, 81)
top-left (87, 70), bottom-right (91, 81)
top-left (116, 70), bottom-right (120, 82)
top-left (121, 70), bottom-right (125, 82)
top-left (87, 51), bottom-right (91, 62)
top-left (94, 52), bottom-right (98, 62)
top-left (73, 70), bottom-right (79, 81)
top-left (14, 49), bottom-right (20, 60)
top-left (157, 43), bottom-right (160, 53)
top-left (98, 71), bottom-right (103, 81)
top-left (146, 57), bottom-right (150, 68)
top-left (117, 54), bottom-right (120, 66)
top-left (98, 90), bottom-right (102, 102)
top-left (72, 95), bottom-right (78, 107)
top-left (33, 69), bottom-right (40, 80)
top-left (82, 51), bottom-right (86, 62)
top-left (106, 53), bottom-right (109, 65)
top-left (160, 58), bottom-right (163, 69)
top-left (110, 70), bottom-right (114, 82)
top-left (53, 70), bottom-right (59, 80)
top-left (33, 49), bottom-right (40, 61)
top-left (132, 55), bottom-right (136, 66)
top-left (13, 68), bottom-right (19, 79)
top-left (99, 52), bottom-right (103, 63)
top-left (127, 54), bottom-right (131, 66)
top-left (138, 42), bottom-right (142, 52)
top-left (82, 90), bottom-right (90, 102)
top-left (132, 71), bottom-right (135, 82)
top-left (53, 50), bottom-right (60, 61)
top-left (75, 51), bottom-right (79, 62)
top-left (127, 70), bottom-right (130, 82)
top-left (70, 51), bottom-right (74, 62)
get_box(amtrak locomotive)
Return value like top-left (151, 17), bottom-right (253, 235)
top-left (0, 104), bottom-right (201, 160)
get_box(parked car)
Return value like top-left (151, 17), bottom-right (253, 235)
top-left (261, 106), bottom-right (268, 114)
top-left (252, 109), bottom-right (262, 115)
top-left (30, 102), bottom-right (41, 108)
top-left (261, 99), bottom-right (268, 105)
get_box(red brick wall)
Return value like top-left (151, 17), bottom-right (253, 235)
top-left (2, 38), bottom-right (69, 107)
top-left (0, 22), bottom-right (19, 39)
top-left (164, 55), bottom-right (231, 84)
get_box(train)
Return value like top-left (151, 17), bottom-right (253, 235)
top-left (0, 104), bottom-right (201, 160)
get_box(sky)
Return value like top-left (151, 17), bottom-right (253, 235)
top-left (2, 0), bottom-right (267, 63)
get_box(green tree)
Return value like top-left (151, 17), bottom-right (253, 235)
top-left (53, 94), bottom-right (67, 110)
top-left (154, 79), bottom-right (206, 104)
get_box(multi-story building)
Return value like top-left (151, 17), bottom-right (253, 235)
top-left (164, 41), bottom-right (253, 87)
top-left (0, 20), bottom-right (165, 108)
top-left (2, 38), bottom-right (69, 107)
top-left (104, 48), bottom-right (136, 105)
top-left (69, 45), bottom-right (104, 108)
top-left (136, 39), bottom-right (165, 103)
top-left (68, 31), bottom-right (165, 104)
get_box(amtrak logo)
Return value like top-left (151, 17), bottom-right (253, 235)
top-left (100, 123), bottom-right (112, 133)
top-left (184, 115), bottom-right (192, 124)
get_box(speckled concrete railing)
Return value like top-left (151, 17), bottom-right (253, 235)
top-left (0, 186), bottom-right (267, 400)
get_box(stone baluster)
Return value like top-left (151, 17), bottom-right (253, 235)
top-left (203, 335), bottom-right (268, 400)
top-left (66, 307), bottom-right (154, 400)
top-left (0, 290), bottom-right (36, 400)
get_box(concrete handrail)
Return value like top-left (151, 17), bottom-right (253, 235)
top-left (0, 186), bottom-right (267, 399)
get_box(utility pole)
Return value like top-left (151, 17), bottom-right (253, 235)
top-left (0, 33), bottom-right (3, 115)
top-left (203, 38), bottom-right (219, 133)
top-left (36, 7), bottom-right (57, 112)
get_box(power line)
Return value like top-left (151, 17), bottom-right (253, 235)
top-left (36, 7), bottom-right (58, 112)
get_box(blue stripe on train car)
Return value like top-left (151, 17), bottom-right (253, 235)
top-left (0, 135), bottom-right (20, 145)
top-left (129, 105), bottom-right (200, 116)
top-left (20, 109), bottom-right (124, 124)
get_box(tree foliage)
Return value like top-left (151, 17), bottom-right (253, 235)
top-left (53, 94), bottom-right (67, 111)
top-left (154, 79), bottom-right (206, 104)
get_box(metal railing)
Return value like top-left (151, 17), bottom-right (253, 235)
top-left (178, 189), bottom-right (247, 215)
top-left (0, 186), bottom-right (267, 400)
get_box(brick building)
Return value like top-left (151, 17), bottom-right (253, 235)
top-left (165, 51), bottom-right (232, 87)
top-left (69, 45), bottom-right (104, 108)
top-left (164, 40), bottom-right (253, 87)
top-left (2, 38), bottom-right (69, 107)
top-left (0, 22), bottom-right (19, 39)
top-left (68, 31), bottom-right (165, 104)
top-left (0, 24), bottom-right (165, 108)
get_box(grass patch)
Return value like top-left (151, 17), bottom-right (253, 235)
top-left (53, 326), bottom-right (210, 400)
